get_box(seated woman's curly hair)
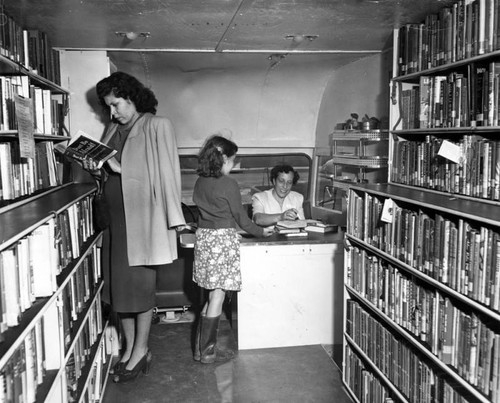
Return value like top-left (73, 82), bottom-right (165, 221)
top-left (96, 71), bottom-right (158, 115)
top-left (270, 164), bottom-right (300, 185)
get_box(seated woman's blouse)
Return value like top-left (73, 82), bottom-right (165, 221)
top-left (251, 189), bottom-right (305, 220)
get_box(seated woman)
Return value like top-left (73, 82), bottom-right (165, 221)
top-left (252, 164), bottom-right (305, 226)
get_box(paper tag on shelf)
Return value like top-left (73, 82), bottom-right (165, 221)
top-left (438, 140), bottom-right (462, 164)
top-left (381, 198), bottom-right (395, 223)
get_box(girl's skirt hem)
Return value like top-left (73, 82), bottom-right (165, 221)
top-left (193, 228), bottom-right (241, 291)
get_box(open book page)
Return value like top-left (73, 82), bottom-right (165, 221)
top-left (63, 130), bottom-right (117, 169)
top-left (276, 219), bottom-right (308, 229)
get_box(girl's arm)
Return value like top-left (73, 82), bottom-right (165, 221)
top-left (225, 179), bottom-right (266, 237)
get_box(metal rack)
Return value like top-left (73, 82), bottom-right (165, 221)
top-left (328, 129), bottom-right (388, 183)
top-left (314, 130), bottom-right (389, 213)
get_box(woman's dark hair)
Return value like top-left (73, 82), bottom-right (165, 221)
top-left (197, 135), bottom-right (238, 177)
top-left (96, 71), bottom-right (158, 114)
top-left (270, 164), bottom-right (300, 185)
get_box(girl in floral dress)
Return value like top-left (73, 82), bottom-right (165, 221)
top-left (192, 134), bottom-right (273, 363)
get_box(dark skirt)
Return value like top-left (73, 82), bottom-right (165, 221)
top-left (101, 172), bottom-right (157, 313)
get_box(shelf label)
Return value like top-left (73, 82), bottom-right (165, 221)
top-left (438, 140), bottom-right (461, 164)
top-left (14, 94), bottom-right (35, 159)
top-left (381, 198), bottom-right (395, 223)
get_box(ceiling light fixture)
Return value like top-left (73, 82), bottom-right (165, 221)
top-left (115, 31), bottom-right (151, 40)
top-left (285, 34), bottom-right (319, 44)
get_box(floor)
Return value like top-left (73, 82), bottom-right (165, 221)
top-left (101, 314), bottom-right (353, 403)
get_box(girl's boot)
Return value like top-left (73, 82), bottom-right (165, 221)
top-left (199, 315), bottom-right (234, 364)
top-left (193, 313), bottom-right (204, 361)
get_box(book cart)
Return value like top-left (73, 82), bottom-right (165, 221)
top-left (0, 15), bottom-right (113, 403)
top-left (343, 2), bottom-right (500, 402)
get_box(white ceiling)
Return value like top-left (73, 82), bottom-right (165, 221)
top-left (3, 0), bottom-right (455, 53)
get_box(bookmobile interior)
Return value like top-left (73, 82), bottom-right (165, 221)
top-left (1, 0), bottom-right (500, 402)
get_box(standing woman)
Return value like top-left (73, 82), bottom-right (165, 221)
top-left (192, 134), bottom-right (273, 364)
top-left (86, 72), bottom-right (185, 383)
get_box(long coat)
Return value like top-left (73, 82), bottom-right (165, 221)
top-left (101, 113), bottom-right (185, 266)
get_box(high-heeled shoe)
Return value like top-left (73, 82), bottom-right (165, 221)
top-left (113, 351), bottom-right (152, 384)
top-left (109, 359), bottom-right (129, 376)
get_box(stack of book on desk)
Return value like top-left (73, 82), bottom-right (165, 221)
top-left (303, 220), bottom-right (338, 233)
top-left (275, 220), bottom-right (308, 237)
top-left (275, 220), bottom-right (338, 236)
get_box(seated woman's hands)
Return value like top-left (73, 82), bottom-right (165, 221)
top-left (281, 208), bottom-right (299, 221)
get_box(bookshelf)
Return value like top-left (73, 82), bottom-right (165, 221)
top-left (0, 14), bottom-right (112, 403)
top-left (0, 49), bottom-right (71, 211)
top-left (342, 2), bottom-right (500, 402)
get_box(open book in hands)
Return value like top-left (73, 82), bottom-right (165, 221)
top-left (63, 130), bottom-right (117, 169)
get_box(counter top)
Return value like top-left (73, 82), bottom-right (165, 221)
top-left (179, 230), bottom-right (345, 248)
top-left (239, 230), bottom-right (344, 246)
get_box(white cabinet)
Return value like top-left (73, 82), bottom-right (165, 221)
top-left (237, 237), bottom-right (343, 350)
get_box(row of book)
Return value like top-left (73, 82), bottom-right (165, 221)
top-left (348, 190), bottom-right (500, 311)
top-left (397, 0), bottom-right (500, 76)
top-left (399, 63), bottom-right (500, 130)
top-left (348, 248), bottom-right (453, 347)
top-left (0, 10), bottom-right (61, 84)
top-left (0, 290), bottom-right (104, 403)
top-left (346, 299), bottom-right (468, 403)
top-left (0, 141), bottom-right (61, 202)
top-left (0, 319), bottom-right (48, 403)
top-left (0, 75), bottom-right (66, 135)
top-left (0, 196), bottom-right (96, 337)
top-left (80, 342), bottom-right (109, 403)
top-left (56, 197), bottom-right (96, 271)
top-left (60, 247), bottom-right (101, 353)
top-left (347, 249), bottom-right (500, 397)
top-left (66, 293), bottom-right (103, 402)
top-left (0, 220), bottom-right (58, 330)
top-left (343, 344), bottom-right (395, 403)
top-left (346, 299), bottom-right (497, 402)
top-left (392, 135), bottom-right (500, 201)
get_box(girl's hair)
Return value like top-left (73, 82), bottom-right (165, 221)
top-left (96, 71), bottom-right (158, 114)
top-left (197, 135), bottom-right (238, 177)
top-left (270, 164), bottom-right (300, 185)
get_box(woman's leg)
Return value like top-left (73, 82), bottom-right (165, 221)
top-left (119, 314), bottom-right (135, 362)
top-left (126, 308), bottom-right (153, 370)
